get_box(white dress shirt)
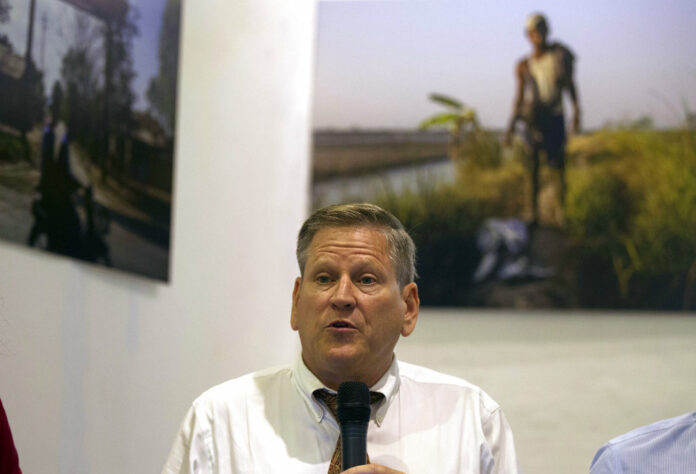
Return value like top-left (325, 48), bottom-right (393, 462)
top-left (162, 355), bottom-right (520, 473)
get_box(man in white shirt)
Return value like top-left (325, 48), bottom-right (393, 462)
top-left (163, 203), bottom-right (520, 473)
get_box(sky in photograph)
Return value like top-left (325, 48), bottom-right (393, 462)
top-left (313, 0), bottom-right (696, 130)
top-left (1, 0), bottom-right (170, 111)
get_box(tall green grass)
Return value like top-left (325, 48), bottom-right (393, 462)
top-left (376, 183), bottom-right (486, 305)
top-left (565, 130), bottom-right (696, 309)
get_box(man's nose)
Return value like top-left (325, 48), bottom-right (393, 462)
top-left (329, 275), bottom-right (356, 309)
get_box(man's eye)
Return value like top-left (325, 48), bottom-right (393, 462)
top-left (359, 276), bottom-right (376, 285)
top-left (316, 275), bottom-right (331, 284)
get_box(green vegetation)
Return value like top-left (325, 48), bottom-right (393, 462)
top-left (377, 184), bottom-right (488, 305)
top-left (372, 124), bottom-right (527, 305)
top-left (317, 92), bottom-right (695, 308)
top-left (60, 7), bottom-right (139, 170)
top-left (419, 93), bottom-right (478, 160)
top-left (0, 129), bottom-right (24, 163)
top-left (565, 130), bottom-right (696, 309)
top-left (371, 127), bottom-right (696, 309)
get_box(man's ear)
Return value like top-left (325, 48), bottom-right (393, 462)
top-left (290, 277), bottom-right (302, 331)
top-left (400, 282), bottom-right (419, 337)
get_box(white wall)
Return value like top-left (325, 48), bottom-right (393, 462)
top-left (0, 1), bottom-right (316, 473)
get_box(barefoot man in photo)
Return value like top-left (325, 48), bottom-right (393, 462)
top-left (505, 13), bottom-right (581, 226)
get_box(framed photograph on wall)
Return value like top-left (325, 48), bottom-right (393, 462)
top-left (311, 0), bottom-right (696, 310)
top-left (0, 0), bottom-right (181, 281)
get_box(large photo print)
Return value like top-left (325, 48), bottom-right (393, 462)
top-left (0, 0), bottom-right (180, 281)
top-left (312, 1), bottom-right (696, 310)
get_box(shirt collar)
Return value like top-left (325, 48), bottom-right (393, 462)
top-left (293, 354), bottom-right (330, 422)
top-left (369, 356), bottom-right (400, 427)
top-left (292, 353), bottom-right (401, 427)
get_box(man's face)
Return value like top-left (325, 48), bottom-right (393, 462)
top-left (527, 27), bottom-right (547, 49)
top-left (291, 226), bottom-right (419, 389)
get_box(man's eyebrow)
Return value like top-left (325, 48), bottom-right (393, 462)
top-left (307, 262), bottom-right (331, 273)
top-left (351, 260), bottom-right (388, 275)
top-left (310, 257), bottom-right (385, 272)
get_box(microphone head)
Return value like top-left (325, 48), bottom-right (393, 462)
top-left (337, 381), bottom-right (371, 424)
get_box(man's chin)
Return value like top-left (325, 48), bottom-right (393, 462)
top-left (303, 340), bottom-right (372, 380)
top-left (323, 345), bottom-right (365, 368)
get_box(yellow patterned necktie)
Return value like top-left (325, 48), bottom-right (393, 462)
top-left (315, 389), bottom-right (385, 474)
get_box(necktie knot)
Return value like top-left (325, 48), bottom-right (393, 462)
top-left (314, 389), bottom-right (384, 420)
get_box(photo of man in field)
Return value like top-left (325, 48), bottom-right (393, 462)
top-left (311, 1), bottom-right (696, 311)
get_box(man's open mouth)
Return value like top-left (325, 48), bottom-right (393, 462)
top-left (329, 320), bottom-right (355, 329)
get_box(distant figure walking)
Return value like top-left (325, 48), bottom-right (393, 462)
top-left (27, 114), bottom-right (57, 247)
top-left (27, 116), bottom-right (112, 265)
top-left (505, 13), bottom-right (581, 225)
top-left (27, 123), bottom-right (82, 254)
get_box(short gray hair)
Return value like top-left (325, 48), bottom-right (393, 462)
top-left (296, 203), bottom-right (417, 288)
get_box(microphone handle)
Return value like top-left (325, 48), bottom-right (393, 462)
top-left (341, 420), bottom-right (368, 470)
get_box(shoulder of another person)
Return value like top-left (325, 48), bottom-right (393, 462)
top-left (589, 442), bottom-right (617, 474)
top-left (606, 411), bottom-right (696, 447)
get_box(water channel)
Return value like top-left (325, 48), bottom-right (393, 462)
top-left (312, 158), bottom-right (455, 206)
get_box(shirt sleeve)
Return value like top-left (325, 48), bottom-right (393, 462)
top-left (482, 407), bottom-right (522, 474)
top-left (589, 444), bottom-right (618, 474)
top-left (161, 403), bottom-right (216, 474)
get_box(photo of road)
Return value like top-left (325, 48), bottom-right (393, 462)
top-left (0, 0), bottom-right (180, 281)
top-left (0, 123), bottom-right (169, 279)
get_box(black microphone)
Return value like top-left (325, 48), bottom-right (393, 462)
top-left (337, 381), bottom-right (371, 470)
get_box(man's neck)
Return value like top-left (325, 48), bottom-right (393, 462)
top-left (302, 354), bottom-right (394, 391)
top-left (533, 42), bottom-right (550, 58)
